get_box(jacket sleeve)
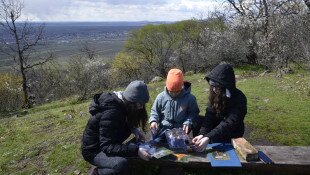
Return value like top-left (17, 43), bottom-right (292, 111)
top-left (99, 110), bottom-right (138, 157)
top-left (199, 105), bottom-right (216, 136)
top-left (149, 94), bottom-right (162, 124)
top-left (183, 95), bottom-right (200, 127)
top-left (205, 96), bottom-right (247, 140)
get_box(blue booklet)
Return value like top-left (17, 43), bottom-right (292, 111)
top-left (207, 143), bottom-right (242, 167)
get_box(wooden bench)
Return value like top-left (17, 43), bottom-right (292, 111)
top-left (128, 146), bottom-right (310, 175)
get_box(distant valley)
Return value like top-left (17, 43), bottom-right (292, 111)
top-left (0, 21), bottom-right (168, 70)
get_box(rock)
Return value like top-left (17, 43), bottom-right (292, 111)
top-left (150, 76), bottom-right (163, 83)
top-left (235, 75), bottom-right (240, 79)
top-left (21, 110), bottom-right (28, 115)
top-left (237, 79), bottom-right (247, 84)
top-left (276, 68), bottom-right (294, 78)
top-left (66, 114), bottom-right (73, 120)
top-left (282, 68), bottom-right (293, 74)
top-left (185, 71), bottom-right (194, 76)
top-left (156, 87), bottom-right (162, 92)
top-left (80, 111), bottom-right (86, 117)
top-left (259, 71), bottom-right (269, 77)
top-left (275, 72), bottom-right (282, 78)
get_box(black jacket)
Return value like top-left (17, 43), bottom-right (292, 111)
top-left (81, 93), bottom-right (138, 161)
top-left (200, 64), bottom-right (247, 142)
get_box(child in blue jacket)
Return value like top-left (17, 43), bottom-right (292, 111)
top-left (149, 68), bottom-right (200, 143)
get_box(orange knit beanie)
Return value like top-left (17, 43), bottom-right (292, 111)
top-left (166, 68), bottom-right (184, 92)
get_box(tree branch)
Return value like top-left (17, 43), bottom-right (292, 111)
top-left (227, 0), bottom-right (245, 15)
top-left (25, 53), bottom-right (54, 69)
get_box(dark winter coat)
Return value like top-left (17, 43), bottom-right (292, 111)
top-left (81, 93), bottom-right (138, 161)
top-left (200, 64), bottom-right (247, 142)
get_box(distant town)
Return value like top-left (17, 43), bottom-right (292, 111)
top-left (0, 22), bottom-right (170, 70)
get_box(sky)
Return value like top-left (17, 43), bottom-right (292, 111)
top-left (20, 0), bottom-right (223, 22)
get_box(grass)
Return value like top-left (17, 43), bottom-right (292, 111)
top-left (239, 73), bottom-right (310, 145)
top-left (0, 102), bottom-right (90, 174)
top-left (0, 66), bottom-right (310, 174)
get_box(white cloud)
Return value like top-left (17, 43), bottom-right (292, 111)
top-left (104, 0), bottom-right (168, 5)
top-left (20, 0), bottom-right (221, 21)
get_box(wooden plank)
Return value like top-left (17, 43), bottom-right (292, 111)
top-left (232, 138), bottom-right (258, 161)
top-left (130, 146), bottom-right (310, 165)
top-left (159, 166), bottom-right (184, 175)
top-left (255, 146), bottom-right (310, 164)
top-left (127, 146), bottom-right (310, 174)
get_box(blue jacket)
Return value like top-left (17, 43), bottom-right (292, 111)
top-left (149, 82), bottom-right (200, 129)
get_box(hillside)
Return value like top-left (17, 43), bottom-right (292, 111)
top-left (0, 67), bottom-right (310, 174)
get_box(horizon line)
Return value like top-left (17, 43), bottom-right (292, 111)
top-left (15, 20), bottom-right (179, 23)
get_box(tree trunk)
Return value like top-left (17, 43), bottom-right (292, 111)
top-left (12, 16), bottom-right (31, 108)
top-left (21, 67), bottom-right (30, 108)
top-left (159, 67), bottom-right (166, 78)
top-left (18, 50), bottom-right (30, 108)
top-left (247, 45), bottom-right (258, 65)
top-left (262, 0), bottom-right (269, 37)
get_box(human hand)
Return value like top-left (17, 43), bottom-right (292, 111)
top-left (132, 128), bottom-right (146, 143)
top-left (194, 136), bottom-right (210, 152)
top-left (150, 122), bottom-right (158, 133)
top-left (182, 124), bottom-right (189, 134)
top-left (138, 147), bottom-right (151, 161)
top-left (192, 135), bottom-right (203, 144)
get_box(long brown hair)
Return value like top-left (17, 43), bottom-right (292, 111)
top-left (209, 86), bottom-right (228, 114)
top-left (123, 99), bottom-right (148, 132)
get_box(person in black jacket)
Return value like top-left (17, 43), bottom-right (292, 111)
top-left (81, 80), bottom-right (151, 175)
top-left (192, 64), bottom-right (247, 152)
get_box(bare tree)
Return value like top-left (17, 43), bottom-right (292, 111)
top-left (80, 42), bottom-right (96, 60)
top-left (0, 0), bottom-right (52, 108)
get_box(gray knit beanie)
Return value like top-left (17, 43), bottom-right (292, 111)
top-left (123, 80), bottom-right (149, 104)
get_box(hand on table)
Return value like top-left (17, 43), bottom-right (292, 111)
top-left (138, 147), bottom-right (151, 161)
top-left (192, 135), bottom-right (210, 152)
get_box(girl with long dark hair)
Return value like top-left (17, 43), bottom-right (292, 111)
top-left (192, 64), bottom-right (247, 152)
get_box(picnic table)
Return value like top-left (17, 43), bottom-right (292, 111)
top-left (128, 145), bottom-right (310, 175)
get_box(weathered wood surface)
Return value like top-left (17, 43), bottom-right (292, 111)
top-left (232, 138), bottom-right (258, 161)
top-left (129, 146), bottom-right (310, 174)
top-left (255, 146), bottom-right (310, 164)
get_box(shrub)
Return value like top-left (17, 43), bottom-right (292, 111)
top-left (0, 73), bottom-right (23, 112)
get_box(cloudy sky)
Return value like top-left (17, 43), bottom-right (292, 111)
top-left (21, 0), bottom-right (223, 22)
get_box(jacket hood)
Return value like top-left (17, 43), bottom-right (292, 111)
top-left (89, 93), bottom-right (125, 115)
top-left (205, 64), bottom-right (236, 90)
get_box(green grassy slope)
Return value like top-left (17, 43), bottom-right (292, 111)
top-left (0, 67), bottom-right (309, 174)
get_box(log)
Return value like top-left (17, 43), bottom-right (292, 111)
top-left (232, 138), bottom-right (259, 161)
